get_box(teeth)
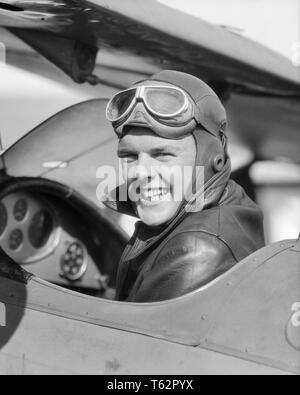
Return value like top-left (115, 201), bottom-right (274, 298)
top-left (140, 191), bottom-right (172, 205)
top-left (141, 188), bottom-right (168, 199)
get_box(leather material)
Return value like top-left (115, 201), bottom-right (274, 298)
top-left (114, 179), bottom-right (265, 302)
top-left (125, 232), bottom-right (236, 303)
top-left (147, 71), bottom-right (227, 138)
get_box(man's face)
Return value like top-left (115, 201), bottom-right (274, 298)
top-left (118, 127), bottom-right (196, 226)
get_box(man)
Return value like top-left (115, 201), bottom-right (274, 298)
top-left (105, 70), bottom-right (265, 302)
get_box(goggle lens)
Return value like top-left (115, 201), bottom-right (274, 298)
top-left (144, 87), bottom-right (186, 116)
top-left (107, 89), bottom-right (136, 121)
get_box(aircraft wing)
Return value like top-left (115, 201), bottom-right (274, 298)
top-left (0, 0), bottom-right (300, 95)
top-left (1, 1), bottom-right (300, 166)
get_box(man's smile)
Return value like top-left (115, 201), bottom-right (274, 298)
top-left (139, 187), bottom-right (172, 206)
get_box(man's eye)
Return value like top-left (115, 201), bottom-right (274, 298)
top-left (121, 155), bottom-right (137, 163)
top-left (155, 153), bottom-right (174, 160)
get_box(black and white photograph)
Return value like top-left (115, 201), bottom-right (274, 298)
top-left (0, 0), bottom-right (299, 377)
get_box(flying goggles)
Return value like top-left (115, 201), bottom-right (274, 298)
top-left (106, 85), bottom-right (199, 139)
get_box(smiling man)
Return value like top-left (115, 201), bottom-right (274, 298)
top-left (117, 128), bottom-right (197, 226)
top-left (105, 70), bottom-right (265, 302)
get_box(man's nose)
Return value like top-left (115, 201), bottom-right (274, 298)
top-left (132, 153), bottom-right (154, 181)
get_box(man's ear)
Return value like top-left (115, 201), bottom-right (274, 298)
top-left (193, 129), bottom-right (226, 181)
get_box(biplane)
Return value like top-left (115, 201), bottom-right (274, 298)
top-left (0, 0), bottom-right (299, 375)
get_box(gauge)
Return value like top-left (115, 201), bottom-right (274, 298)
top-left (13, 198), bottom-right (28, 222)
top-left (28, 209), bottom-right (54, 249)
top-left (0, 202), bottom-right (8, 236)
top-left (8, 229), bottom-right (23, 251)
top-left (61, 242), bottom-right (87, 281)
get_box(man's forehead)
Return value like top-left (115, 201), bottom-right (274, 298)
top-left (118, 129), bottom-right (189, 152)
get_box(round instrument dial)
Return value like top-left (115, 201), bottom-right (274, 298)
top-left (29, 209), bottom-right (54, 249)
top-left (61, 242), bottom-right (87, 281)
top-left (8, 229), bottom-right (23, 251)
top-left (13, 199), bottom-right (28, 222)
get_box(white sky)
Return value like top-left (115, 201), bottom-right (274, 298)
top-left (160, 0), bottom-right (300, 59)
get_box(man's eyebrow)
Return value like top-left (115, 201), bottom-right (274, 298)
top-left (117, 145), bottom-right (183, 156)
top-left (150, 145), bottom-right (183, 154)
top-left (117, 147), bottom-right (137, 156)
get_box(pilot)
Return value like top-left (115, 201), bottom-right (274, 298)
top-left (104, 70), bottom-right (265, 302)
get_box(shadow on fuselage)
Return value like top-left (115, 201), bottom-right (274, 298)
top-left (0, 249), bottom-right (28, 350)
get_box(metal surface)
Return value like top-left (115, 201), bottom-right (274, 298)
top-left (0, 239), bottom-right (299, 373)
top-left (0, 306), bottom-right (290, 375)
top-left (2, 99), bottom-right (117, 182)
top-left (0, 0), bottom-right (300, 93)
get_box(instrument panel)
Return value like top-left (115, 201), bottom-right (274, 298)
top-left (0, 193), bottom-right (60, 264)
top-left (0, 191), bottom-right (121, 297)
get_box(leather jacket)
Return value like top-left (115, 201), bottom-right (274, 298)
top-left (105, 160), bottom-right (265, 302)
